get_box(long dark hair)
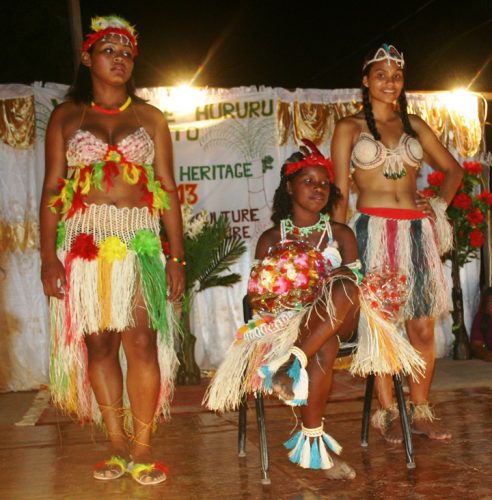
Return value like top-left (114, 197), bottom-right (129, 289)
top-left (271, 152), bottom-right (342, 225)
top-left (66, 47), bottom-right (145, 104)
top-left (361, 46), bottom-right (416, 141)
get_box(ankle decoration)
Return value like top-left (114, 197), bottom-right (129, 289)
top-left (260, 346), bottom-right (309, 406)
top-left (410, 402), bottom-right (437, 422)
top-left (371, 403), bottom-right (399, 431)
top-left (284, 423), bottom-right (342, 470)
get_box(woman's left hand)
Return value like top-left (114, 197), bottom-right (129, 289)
top-left (416, 192), bottom-right (436, 219)
top-left (166, 260), bottom-right (186, 302)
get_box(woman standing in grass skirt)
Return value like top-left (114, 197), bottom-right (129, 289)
top-left (40, 15), bottom-right (185, 485)
top-left (331, 44), bottom-right (462, 443)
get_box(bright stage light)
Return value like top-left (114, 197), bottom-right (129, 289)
top-left (440, 88), bottom-right (479, 122)
top-left (157, 84), bottom-right (207, 115)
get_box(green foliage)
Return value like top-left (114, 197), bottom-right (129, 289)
top-left (184, 214), bottom-right (246, 293)
top-left (423, 161), bottom-right (492, 267)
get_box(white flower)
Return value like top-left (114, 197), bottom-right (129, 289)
top-left (181, 202), bottom-right (209, 239)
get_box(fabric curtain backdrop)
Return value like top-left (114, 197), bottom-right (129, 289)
top-left (0, 83), bottom-right (485, 389)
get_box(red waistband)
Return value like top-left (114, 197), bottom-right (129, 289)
top-left (359, 207), bottom-right (426, 220)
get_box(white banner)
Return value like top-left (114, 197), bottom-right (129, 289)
top-left (1, 83), bottom-right (482, 390)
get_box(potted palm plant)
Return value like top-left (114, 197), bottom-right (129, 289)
top-left (163, 204), bottom-right (247, 384)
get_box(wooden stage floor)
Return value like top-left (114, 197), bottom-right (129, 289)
top-left (1, 358), bottom-right (492, 499)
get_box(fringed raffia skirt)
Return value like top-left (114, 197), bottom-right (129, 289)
top-left (50, 204), bottom-right (179, 428)
top-left (351, 207), bottom-right (450, 320)
top-left (205, 274), bottom-right (425, 413)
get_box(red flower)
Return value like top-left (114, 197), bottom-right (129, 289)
top-left (469, 229), bottom-right (485, 248)
top-left (466, 208), bottom-right (485, 226)
top-left (478, 190), bottom-right (492, 205)
top-left (70, 233), bottom-right (99, 260)
top-left (421, 188), bottom-right (436, 198)
top-left (427, 171), bottom-right (445, 187)
top-left (463, 161), bottom-right (482, 176)
top-left (453, 192), bottom-right (472, 210)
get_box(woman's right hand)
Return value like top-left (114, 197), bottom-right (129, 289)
top-left (41, 257), bottom-right (66, 299)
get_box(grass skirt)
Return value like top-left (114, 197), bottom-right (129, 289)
top-left (205, 274), bottom-right (425, 413)
top-left (49, 204), bottom-right (179, 428)
top-left (351, 208), bottom-right (449, 320)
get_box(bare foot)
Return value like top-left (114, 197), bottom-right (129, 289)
top-left (412, 419), bottom-right (452, 440)
top-left (381, 417), bottom-right (403, 444)
top-left (371, 405), bottom-right (402, 444)
top-left (271, 357), bottom-right (295, 400)
top-left (324, 457), bottom-right (356, 480)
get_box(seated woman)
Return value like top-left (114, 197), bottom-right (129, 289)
top-left (205, 141), bottom-right (422, 479)
top-left (470, 287), bottom-right (492, 362)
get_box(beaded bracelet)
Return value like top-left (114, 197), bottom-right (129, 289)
top-left (346, 259), bottom-right (364, 285)
top-left (169, 256), bottom-right (186, 266)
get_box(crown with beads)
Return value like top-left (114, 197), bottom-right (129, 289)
top-left (363, 43), bottom-right (404, 70)
top-left (82, 15), bottom-right (138, 56)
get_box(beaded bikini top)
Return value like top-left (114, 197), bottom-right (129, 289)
top-left (66, 127), bottom-right (155, 166)
top-left (351, 132), bottom-right (423, 180)
top-left (50, 126), bottom-right (169, 218)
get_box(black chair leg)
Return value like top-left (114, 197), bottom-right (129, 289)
top-left (393, 374), bottom-right (416, 469)
top-left (238, 394), bottom-right (247, 457)
top-left (255, 393), bottom-right (271, 485)
top-left (361, 373), bottom-right (375, 447)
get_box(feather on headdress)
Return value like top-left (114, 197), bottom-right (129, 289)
top-left (82, 15), bottom-right (138, 56)
top-left (283, 139), bottom-right (334, 181)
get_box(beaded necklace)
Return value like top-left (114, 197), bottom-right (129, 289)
top-left (91, 96), bottom-right (132, 115)
top-left (283, 213), bottom-right (329, 237)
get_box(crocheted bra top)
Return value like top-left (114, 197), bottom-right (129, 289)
top-left (50, 127), bottom-right (169, 217)
top-left (281, 218), bottom-right (342, 269)
top-left (351, 132), bottom-right (423, 177)
top-left (66, 127), bottom-right (155, 167)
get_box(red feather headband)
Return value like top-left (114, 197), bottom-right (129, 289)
top-left (284, 139), bottom-right (334, 181)
top-left (82, 28), bottom-right (138, 56)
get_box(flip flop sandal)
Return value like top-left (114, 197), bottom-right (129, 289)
top-left (93, 455), bottom-right (129, 480)
top-left (130, 462), bottom-right (169, 485)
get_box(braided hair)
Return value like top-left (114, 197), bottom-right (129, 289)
top-left (271, 152), bottom-right (342, 225)
top-left (362, 47), bottom-right (417, 139)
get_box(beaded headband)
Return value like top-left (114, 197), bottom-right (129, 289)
top-left (363, 43), bottom-right (404, 70)
top-left (283, 139), bottom-right (334, 181)
top-left (82, 15), bottom-right (138, 56)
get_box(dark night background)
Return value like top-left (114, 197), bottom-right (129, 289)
top-left (3, 0), bottom-right (491, 92)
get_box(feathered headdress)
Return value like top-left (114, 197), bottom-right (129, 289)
top-left (283, 139), bottom-right (334, 181)
top-left (82, 15), bottom-right (138, 56)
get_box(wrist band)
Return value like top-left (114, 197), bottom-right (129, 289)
top-left (169, 256), bottom-right (186, 266)
top-left (346, 259), bottom-right (364, 285)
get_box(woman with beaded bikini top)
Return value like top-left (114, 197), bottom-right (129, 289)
top-left (331, 44), bottom-right (463, 443)
top-left (39, 16), bottom-right (184, 485)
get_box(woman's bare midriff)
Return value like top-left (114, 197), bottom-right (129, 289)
top-left (353, 166), bottom-right (420, 210)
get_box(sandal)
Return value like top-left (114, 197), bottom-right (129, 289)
top-left (130, 462), bottom-right (168, 485)
top-left (93, 455), bottom-right (129, 481)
